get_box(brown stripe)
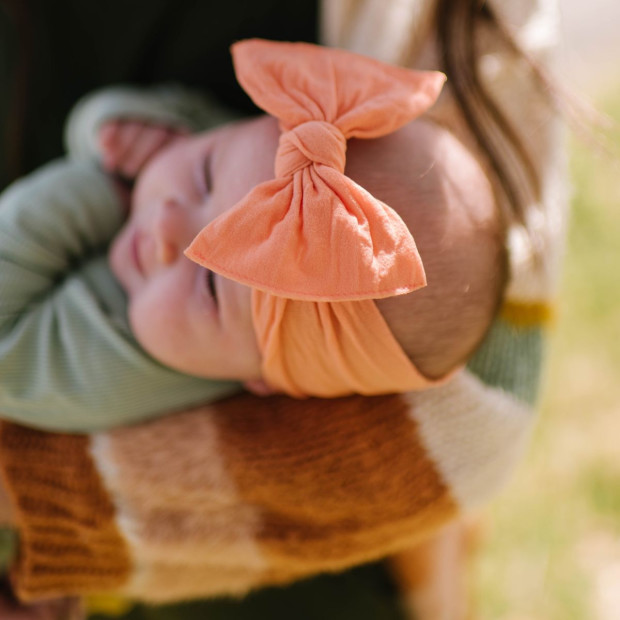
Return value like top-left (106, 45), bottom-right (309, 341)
top-left (0, 422), bottom-right (131, 601)
top-left (213, 392), bottom-right (458, 576)
top-left (100, 392), bottom-right (456, 600)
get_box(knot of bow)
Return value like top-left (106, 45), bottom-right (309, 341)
top-left (275, 121), bottom-right (347, 178)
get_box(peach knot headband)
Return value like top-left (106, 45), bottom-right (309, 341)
top-left (186, 39), bottom-right (449, 397)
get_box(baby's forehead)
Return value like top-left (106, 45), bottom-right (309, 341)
top-left (194, 116), bottom-right (481, 223)
top-left (200, 116), bottom-right (446, 178)
top-left (200, 115), bottom-right (280, 150)
top-left (205, 115), bottom-right (281, 175)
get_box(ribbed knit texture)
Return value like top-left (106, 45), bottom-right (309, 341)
top-left (0, 423), bottom-right (131, 598)
top-left (1, 393), bottom-right (462, 602)
top-left (0, 528), bottom-right (16, 572)
top-left (468, 316), bottom-right (545, 407)
top-left (0, 160), bottom-right (239, 432)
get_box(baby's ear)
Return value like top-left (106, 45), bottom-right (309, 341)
top-left (243, 378), bottom-right (275, 396)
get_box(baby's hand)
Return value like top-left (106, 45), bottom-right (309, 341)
top-left (98, 119), bottom-right (187, 180)
top-left (0, 581), bottom-right (83, 620)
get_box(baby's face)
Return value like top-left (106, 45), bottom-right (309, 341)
top-left (109, 116), bottom-right (280, 381)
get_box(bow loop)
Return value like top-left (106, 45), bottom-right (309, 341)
top-left (275, 121), bottom-right (346, 178)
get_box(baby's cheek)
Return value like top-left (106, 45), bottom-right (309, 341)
top-left (128, 288), bottom-right (185, 369)
top-left (128, 295), bottom-right (159, 356)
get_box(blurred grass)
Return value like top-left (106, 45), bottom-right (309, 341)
top-left (473, 86), bottom-right (620, 620)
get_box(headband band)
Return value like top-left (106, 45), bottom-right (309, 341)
top-left (253, 294), bottom-right (445, 397)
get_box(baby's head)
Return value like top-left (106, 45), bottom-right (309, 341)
top-left (111, 39), bottom-right (506, 397)
top-left (110, 113), bottom-right (506, 393)
top-left (349, 120), bottom-right (506, 380)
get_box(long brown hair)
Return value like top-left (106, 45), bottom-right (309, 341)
top-left (435, 0), bottom-right (544, 232)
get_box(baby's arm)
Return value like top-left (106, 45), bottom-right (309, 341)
top-left (0, 161), bottom-right (238, 432)
top-left (0, 372), bottom-right (534, 604)
top-left (0, 85), bottom-right (242, 432)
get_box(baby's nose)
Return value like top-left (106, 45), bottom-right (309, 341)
top-left (153, 198), bottom-right (193, 265)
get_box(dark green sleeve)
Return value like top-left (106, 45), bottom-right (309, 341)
top-left (0, 159), bottom-right (239, 432)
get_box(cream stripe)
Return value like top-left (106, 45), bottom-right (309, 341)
top-left (89, 434), bottom-right (151, 595)
top-left (406, 371), bottom-right (534, 510)
top-left (89, 411), bottom-right (268, 598)
top-left (322, 0), bottom-right (431, 64)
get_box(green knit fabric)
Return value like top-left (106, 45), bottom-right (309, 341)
top-left (0, 160), bottom-right (239, 432)
top-left (0, 528), bottom-right (16, 573)
top-left (468, 318), bottom-right (545, 407)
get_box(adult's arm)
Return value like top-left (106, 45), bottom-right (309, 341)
top-left (0, 369), bottom-right (532, 603)
top-left (0, 160), bottom-right (238, 432)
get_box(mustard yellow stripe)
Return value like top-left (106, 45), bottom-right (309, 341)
top-left (500, 300), bottom-right (555, 327)
top-left (0, 424), bottom-right (133, 602)
top-left (87, 595), bottom-right (134, 617)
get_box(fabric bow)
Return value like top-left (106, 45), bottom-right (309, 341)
top-left (185, 39), bottom-right (446, 301)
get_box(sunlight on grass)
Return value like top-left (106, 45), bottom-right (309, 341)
top-left (473, 86), bottom-right (620, 620)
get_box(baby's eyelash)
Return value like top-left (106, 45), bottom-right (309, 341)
top-left (203, 158), bottom-right (212, 194)
top-left (194, 157), bottom-right (212, 195)
top-left (206, 269), bottom-right (217, 304)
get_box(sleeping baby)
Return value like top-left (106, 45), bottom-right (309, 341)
top-left (106, 39), bottom-right (507, 401)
